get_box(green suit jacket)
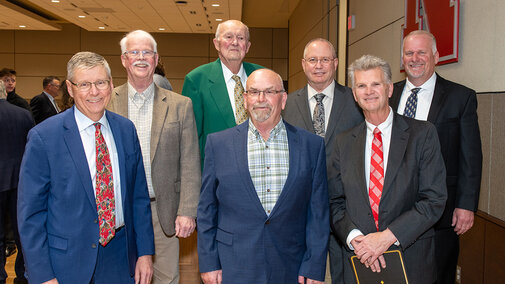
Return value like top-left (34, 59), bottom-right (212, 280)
top-left (182, 58), bottom-right (263, 165)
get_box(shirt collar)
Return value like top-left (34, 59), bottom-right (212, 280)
top-left (221, 62), bottom-right (246, 84)
top-left (307, 81), bottom-right (335, 100)
top-left (127, 81), bottom-right (155, 101)
top-left (74, 106), bottom-right (110, 132)
top-left (248, 118), bottom-right (286, 142)
top-left (365, 107), bottom-right (394, 133)
top-left (43, 91), bottom-right (55, 102)
top-left (405, 72), bottom-right (437, 94)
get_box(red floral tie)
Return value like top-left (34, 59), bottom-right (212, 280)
top-left (94, 123), bottom-right (115, 246)
top-left (369, 127), bottom-right (384, 231)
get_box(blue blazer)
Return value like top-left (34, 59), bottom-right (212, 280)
top-left (18, 107), bottom-right (154, 284)
top-left (197, 121), bottom-right (329, 283)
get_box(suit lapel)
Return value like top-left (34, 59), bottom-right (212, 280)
top-left (269, 122), bottom-right (300, 217)
top-left (150, 86), bottom-right (168, 163)
top-left (209, 59), bottom-right (236, 129)
top-left (382, 114), bottom-right (409, 198)
top-left (111, 84), bottom-right (129, 117)
top-left (63, 108), bottom-right (96, 210)
top-left (351, 124), bottom-right (369, 203)
top-left (293, 87), bottom-right (315, 132)
top-left (107, 111), bottom-right (127, 206)
top-left (427, 74), bottom-right (448, 123)
top-left (233, 123), bottom-right (268, 216)
top-left (390, 80), bottom-right (406, 112)
top-left (325, 83), bottom-right (347, 145)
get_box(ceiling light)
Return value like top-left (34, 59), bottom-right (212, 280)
top-left (212, 4), bottom-right (220, 7)
top-left (98, 27), bottom-right (105, 30)
top-left (51, 0), bottom-right (60, 2)
top-left (158, 28), bottom-right (165, 31)
top-left (78, 15), bottom-right (85, 18)
top-left (19, 25), bottom-right (26, 28)
top-left (216, 19), bottom-right (223, 21)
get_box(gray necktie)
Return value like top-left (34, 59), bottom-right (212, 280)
top-left (312, 93), bottom-right (325, 137)
top-left (403, 87), bottom-right (421, 118)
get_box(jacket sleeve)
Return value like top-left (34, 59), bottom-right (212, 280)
top-left (17, 128), bottom-right (56, 283)
top-left (298, 138), bottom-right (330, 281)
top-left (176, 98), bottom-right (201, 218)
top-left (196, 135), bottom-right (221, 272)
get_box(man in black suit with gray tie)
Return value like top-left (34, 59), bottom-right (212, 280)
top-left (0, 80), bottom-right (34, 284)
top-left (389, 30), bottom-right (482, 284)
top-left (282, 38), bottom-right (363, 283)
top-left (30, 76), bottom-right (61, 124)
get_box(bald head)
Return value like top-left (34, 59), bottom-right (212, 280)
top-left (244, 69), bottom-right (286, 128)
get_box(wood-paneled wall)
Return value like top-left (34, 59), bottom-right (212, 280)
top-left (0, 23), bottom-right (288, 99)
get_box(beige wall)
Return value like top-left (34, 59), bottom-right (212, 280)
top-left (288, 0), bottom-right (339, 93)
top-left (347, 0), bottom-right (505, 220)
top-left (0, 23), bottom-right (288, 99)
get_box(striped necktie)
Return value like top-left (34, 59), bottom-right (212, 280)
top-left (403, 87), bottom-right (421, 118)
top-left (369, 127), bottom-right (384, 231)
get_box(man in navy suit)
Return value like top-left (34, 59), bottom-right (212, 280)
top-left (197, 69), bottom-right (329, 284)
top-left (0, 80), bottom-right (34, 284)
top-left (18, 52), bottom-right (155, 284)
top-left (30, 76), bottom-right (61, 124)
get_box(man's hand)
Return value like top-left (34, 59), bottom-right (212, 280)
top-left (352, 229), bottom-right (397, 271)
top-left (201, 270), bottom-right (222, 284)
top-left (135, 255), bottom-right (153, 284)
top-left (452, 208), bottom-right (475, 235)
top-left (42, 279), bottom-right (59, 284)
top-left (298, 276), bottom-right (324, 283)
top-left (175, 216), bottom-right (196, 238)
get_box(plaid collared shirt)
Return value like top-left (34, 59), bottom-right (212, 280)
top-left (127, 82), bottom-right (155, 198)
top-left (247, 119), bottom-right (289, 216)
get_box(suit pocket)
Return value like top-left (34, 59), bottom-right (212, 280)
top-left (216, 228), bottom-right (233, 246)
top-left (48, 233), bottom-right (68, 251)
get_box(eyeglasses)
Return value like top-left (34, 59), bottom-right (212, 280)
top-left (69, 80), bottom-right (110, 91)
top-left (246, 89), bottom-right (285, 97)
top-left (2, 78), bottom-right (15, 83)
top-left (123, 50), bottom-right (156, 58)
top-left (304, 57), bottom-right (335, 65)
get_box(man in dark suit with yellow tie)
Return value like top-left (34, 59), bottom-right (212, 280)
top-left (329, 55), bottom-right (447, 284)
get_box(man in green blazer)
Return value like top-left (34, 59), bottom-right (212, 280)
top-left (182, 20), bottom-right (263, 165)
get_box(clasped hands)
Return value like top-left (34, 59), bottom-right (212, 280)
top-left (350, 228), bottom-right (397, 273)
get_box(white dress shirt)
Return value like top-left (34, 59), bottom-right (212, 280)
top-left (221, 62), bottom-right (247, 121)
top-left (307, 81), bottom-right (335, 132)
top-left (127, 82), bottom-right (155, 198)
top-left (74, 107), bottom-right (124, 228)
top-left (346, 108), bottom-right (398, 249)
top-left (43, 91), bottom-right (60, 113)
top-left (396, 72), bottom-right (437, 121)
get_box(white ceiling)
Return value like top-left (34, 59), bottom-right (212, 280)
top-left (0, 0), bottom-right (297, 33)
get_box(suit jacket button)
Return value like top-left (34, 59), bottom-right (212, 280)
top-left (265, 220), bottom-right (270, 224)
top-left (92, 243), bottom-right (97, 249)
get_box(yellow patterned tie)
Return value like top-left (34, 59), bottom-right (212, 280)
top-left (232, 75), bottom-right (248, 124)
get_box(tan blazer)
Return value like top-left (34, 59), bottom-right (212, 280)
top-left (108, 83), bottom-right (201, 236)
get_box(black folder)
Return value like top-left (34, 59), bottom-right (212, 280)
top-left (350, 250), bottom-right (409, 284)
